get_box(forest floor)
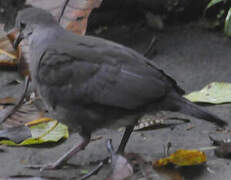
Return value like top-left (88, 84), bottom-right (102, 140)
top-left (0, 21), bottom-right (231, 180)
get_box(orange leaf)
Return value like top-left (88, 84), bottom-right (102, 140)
top-left (153, 149), bottom-right (207, 168)
top-left (63, 0), bottom-right (103, 35)
top-left (66, 9), bottom-right (91, 35)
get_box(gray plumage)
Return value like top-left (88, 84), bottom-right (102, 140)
top-left (13, 7), bottom-right (227, 170)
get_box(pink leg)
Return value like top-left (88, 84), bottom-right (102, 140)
top-left (27, 136), bottom-right (90, 171)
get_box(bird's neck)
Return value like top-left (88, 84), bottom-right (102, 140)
top-left (29, 25), bottom-right (63, 50)
top-left (28, 25), bottom-right (64, 84)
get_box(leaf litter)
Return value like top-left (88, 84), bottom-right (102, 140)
top-left (0, 31), bottom-right (20, 68)
top-left (0, 119), bottom-right (69, 146)
top-left (0, 0), bottom-right (104, 148)
top-left (0, 96), bottom-right (68, 145)
top-left (184, 82), bottom-right (231, 104)
top-left (0, 1), bottom-right (220, 180)
top-left (0, 0), bottom-right (102, 149)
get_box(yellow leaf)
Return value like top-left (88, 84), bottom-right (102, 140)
top-left (153, 149), bottom-right (207, 168)
top-left (25, 117), bottom-right (53, 127)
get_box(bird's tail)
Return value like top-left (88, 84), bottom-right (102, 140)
top-left (157, 91), bottom-right (228, 127)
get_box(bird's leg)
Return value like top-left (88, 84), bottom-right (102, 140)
top-left (79, 137), bottom-right (132, 180)
top-left (117, 125), bottom-right (134, 153)
top-left (78, 126), bottom-right (135, 180)
top-left (27, 135), bottom-right (90, 171)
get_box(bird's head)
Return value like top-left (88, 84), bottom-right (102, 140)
top-left (13, 7), bottom-right (58, 49)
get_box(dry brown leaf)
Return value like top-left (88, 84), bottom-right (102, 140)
top-left (0, 31), bottom-right (19, 67)
top-left (0, 97), bottom-right (17, 105)
top-left (65, 10), bottom-right (91, 35)
top-left (1, 103), bottom-right (44, 128)
top-left (62, 0), bottom-right (103, 35)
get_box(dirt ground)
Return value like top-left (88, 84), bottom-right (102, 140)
top-left (0, 21), bottom-right (231, 180)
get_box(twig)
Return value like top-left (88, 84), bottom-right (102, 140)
top-left (78, 139), bottom-right (114, 180)
top-left (106, 138), bottom-right (115, 155)
top-left (0, 75), bottom-right (30, 124)
top-left (144, 36), bottom-right (157, 58)
top-left (198, 146), bottom-right (218, 151)
top-left (58, 0), bottom-right (70, 23)
top-left (79, 161), bottom-right (106, 180)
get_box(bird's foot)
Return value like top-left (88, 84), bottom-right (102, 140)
top-left (25, 162), bottom-right (62, 171)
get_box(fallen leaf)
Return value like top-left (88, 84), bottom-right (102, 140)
top-left (80, 169), bottom-right (89, 175)
top-left (153, 149), bottom-right (207, 168)
top-left (205, 0), bottom-right (223, 10)
top-left (61, 0), bottom-right (103, 35)
top-left (0, 125), bottom-right (31, 144)
top-left (0, 97), bottom-right (17, 105)
top-left (2, 0), bottom-right (103, 74)
top-left (106, 139), bottom-right (134, 180)
top-left (0, 120), bottom-right (69, 146)
top-left (184, 82), bottom-right (231, 104)
top-left (1, 103), bottom-right (44, 128)
top-left (0, 0), bottom-right (104, 130)
top-left (224, 7), bottom-right (231, 37)
top-left (65, 11), bottom-right (90, 35)
top-left (106, 155), bottom-right (134, 180)
top-left (25, 117), bottom-right (53, 127)
top-left (0, 32), bottom-right (18, 68)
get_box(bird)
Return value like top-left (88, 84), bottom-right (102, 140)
top-left (13, 7), bottom-right (227, 170)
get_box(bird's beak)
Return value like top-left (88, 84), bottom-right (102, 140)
top-left (13, 32), bottom-right (24, 49)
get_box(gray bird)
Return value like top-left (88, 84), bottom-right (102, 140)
top-left (14, 7), bottom-right (227, 170)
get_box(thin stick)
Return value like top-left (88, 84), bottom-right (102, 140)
top-left (0, 75), bottom-right (30, 124)
top-left (79, 161), bottom-right (105, 180)
top-left (58, 0), bottom-right (70, 23)
top-left (144, 36), bottom-right (157, 58)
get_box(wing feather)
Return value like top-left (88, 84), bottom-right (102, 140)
top-left (37, 35), bottom-right (174, 110)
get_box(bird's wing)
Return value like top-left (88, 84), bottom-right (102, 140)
top-left (37, 34), bottom-right (179, 110)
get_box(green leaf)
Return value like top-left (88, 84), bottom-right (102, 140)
top-left (184, 82), bottom-right (231, 104)
top-left (206, 0), bottom-right (224, 10)
top-left (0, 120), bottom-right (69, 146)
top-left (80, 169), bottom-right (89, 174)
top-left (224, 7), bottom-right (231, 37)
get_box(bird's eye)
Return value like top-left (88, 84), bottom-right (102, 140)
top-left (20, 22), bottom-right (26, 29)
